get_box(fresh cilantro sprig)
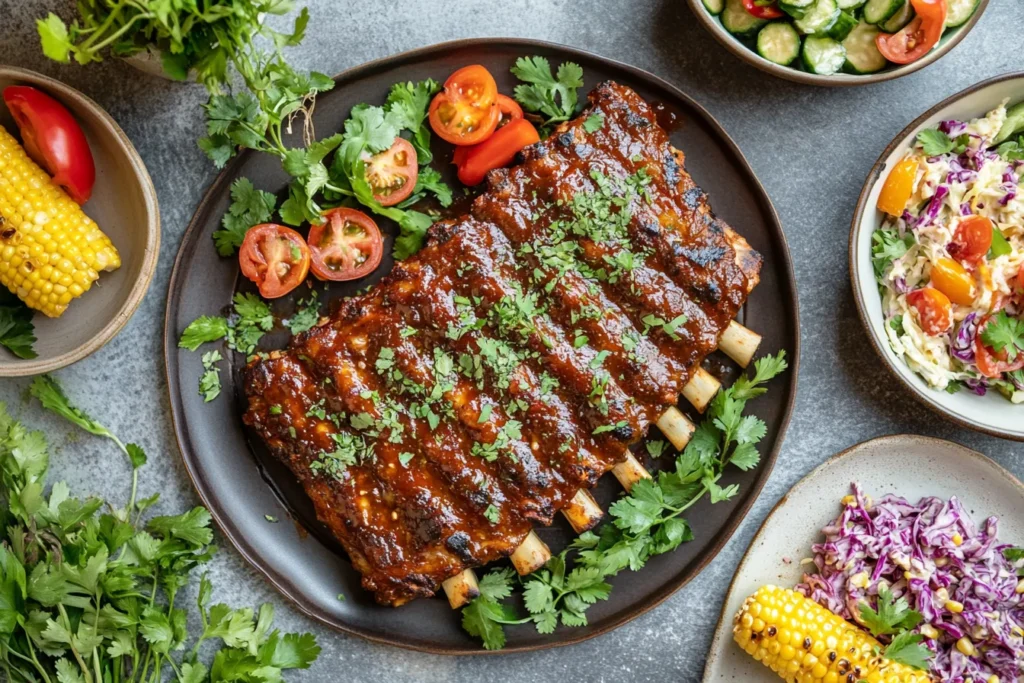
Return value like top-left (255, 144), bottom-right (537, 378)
top-left (980, 310), bottom-right (1024, 362)
top-left (915, 128), bottom-right (969, 157)
top-left (461, 351), bottom-right (788, 649)
top-left (871, 227), bottom-right (913, 278)
top-left (0, 380), bottom-right (321, 682)
top-left (858, 586), bottom-right (933, 670)
top-left (0, 289), bottom-right (36, 359)
top-left (460, 569), bottom-right (530, 650)
top-left (213, 178), bottom-right (278, 256)
top-left (510, 56), bottom-right (585, 134)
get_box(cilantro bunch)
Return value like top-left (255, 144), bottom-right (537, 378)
top-left (0, 376), bottom-right (319, 682)
top-left (510, 57), bottom-right (585, 135)
top-left (0, 290), bottom-right (36, 360)
top-left (463, 351), bottom-right (788, 649)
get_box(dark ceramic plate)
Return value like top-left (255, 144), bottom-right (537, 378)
top-left (164, 38), bottom-right (800, 654)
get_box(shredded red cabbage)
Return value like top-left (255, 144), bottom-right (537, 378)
top-left (797, 484), bottom-right (1024, 682)
top-left (940, 119), bottom-right (967, 136)
top-left (920, 186), bottom-right (950, 227)
top-left (951, 313), bottom-right (980, 364)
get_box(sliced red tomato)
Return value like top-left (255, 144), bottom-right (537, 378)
top-left (496, 94), bottom-right (524, 126)
top-left (363, 137), bottom-right (418, 207)
top-left (876, 0), bottom-right (947, 65)
top-left (907, 287), bottom-right (953, 336)
top-left (949, 215), bottom-right (993, 263)
top-left (3, 85), bottom-right (95, 204)
top-left (429, 65), bottom-right (500, 146)
top-left (239, 224), bottom-right (311, 299)
top-left (456, 119), bottom-right (541, 187)
top-left (742, 0), bottom-right (784, 19)
top-left (975, 315), bottom-right (1024, 378)
top-left (307, 208), bottom-right (383, 281)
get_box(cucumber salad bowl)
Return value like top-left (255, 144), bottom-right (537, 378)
top-left (687, 0), bottom-right (987, 86)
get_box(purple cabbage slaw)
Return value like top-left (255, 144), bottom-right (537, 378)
top-left (797, 484), bottom-right (1024, 682)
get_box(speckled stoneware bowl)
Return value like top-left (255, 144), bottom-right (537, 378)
top-left (851, 72), bottom-right (1024, 441)
top-left (703, 434), bottom-right (1024, 681)
top-left (0, 66), bottom-right (159, 377)
top-left (685, 0), bottom-right (988, 87)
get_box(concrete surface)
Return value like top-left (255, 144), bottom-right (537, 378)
top-left (1, 0), bottom-right (1022, 680)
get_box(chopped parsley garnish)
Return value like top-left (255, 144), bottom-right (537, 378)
top-left (286, 290), bottom-right (321, 334)
top-left (199, 350), bottom-right (223, 402)
top-left (642, 313), bottom-right (687, 341)
top-left (483, 504), bottom-right (500, 524)
top-left (583, 113), bottom-right (605, 133)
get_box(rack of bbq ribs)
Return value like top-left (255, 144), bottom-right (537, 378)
top-left (242, 82), bottom-right (764, 608)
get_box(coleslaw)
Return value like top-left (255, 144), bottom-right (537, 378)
top-left (873, 100), bottom-right (1024, 403)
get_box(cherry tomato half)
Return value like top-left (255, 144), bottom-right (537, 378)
top-left (3, 85), bottom-right (95, 204)
top-left (307, 208), bottom-right (383, 282)
top-left (456, 118), bottom-right (541, 186)
top-left (429, 65), bottom-right (501, 146)
top-left (930, 257), bottom-right (976, 306)
top-left (907, 287), bottom-right (952, 336)
top-left (362, 137), bottom-right (418, 207)
top-left (975, 315), bottom-right (1024, 378)
top-left (496, 94), bottom-right (524, 126)
top-left (743, 0), bottom-right (784, 19)
top-left (949, 215), bottom-right (993, 264)
top-left (876, 0), bottom-right (947, 65)
top-left (877, 157), bottom-right (919, 216)
top-left (239, 224), bottom-right (311, 299)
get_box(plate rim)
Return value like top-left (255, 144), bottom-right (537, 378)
top-left (163, 36), bottom-right (802, 655)
top-left (701, 433), bottom-right (1024, 681)
top-left (848, 71), bottom-right (1024, 443)
top-left (0, 65), bottom-right (161, 377)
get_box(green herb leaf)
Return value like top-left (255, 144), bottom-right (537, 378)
top-left (179, 315), bottom-right (229, 351)
top-left (0, 291), bottom-right (37, 359)
top-left (511, 56), bottom-right (585, 131)
top-left (583, 113), bottom-right (604, 133)
top-left (916, 128), bottom-right (955, 156)
top-left (980, 310), bottom-right (1024, 362)
top-left (859, 586), bottom-right (924, 637)
top-left (884, 631), bottom-right (933, 671)
top-left (213, 178), bottom-right (277, 256)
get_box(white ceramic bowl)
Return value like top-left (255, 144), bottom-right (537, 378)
top-left (850, 72), bottom-right (1024, 442)
top-left (704, 434), bottom-right (1024, 681)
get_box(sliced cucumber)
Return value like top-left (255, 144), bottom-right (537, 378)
top-left (995, 101), bottom-right (1024, 144)
top-left (842, 20), bottom-right (888, 73)
top-left (702, 0), bottom-right (725, 15)
top-left (795, 0), bottom-right (840, 34)
top-left (757, 23), bottom-right (802, 65)
top-left (828, 10), bottom-right (859, 40)
top-left (863, 0), bottom-right (904, 24)
top-left (779, 2), bottom-right (809, 18)
top-left (879, 2), bottom-right (914, 32)
top-left (722, 0), bottom-right (769, 35)
top-left (836, 0), bottom-right (866, 8)
top-left (946, 0), bottom-right (980, 26)
top-left (802, 34), bottom-right (847, 74)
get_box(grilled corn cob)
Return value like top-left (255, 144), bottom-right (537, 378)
top-left (734, 586), bottom-right (932, 683)
top-left (0, 126), bottom-right (119, 317)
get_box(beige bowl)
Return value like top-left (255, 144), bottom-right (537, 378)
top-left (0, 66), bottom-right (159, 376)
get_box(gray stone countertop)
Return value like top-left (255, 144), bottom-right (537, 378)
top-left (1, 0), bottom-right (1022, 680)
